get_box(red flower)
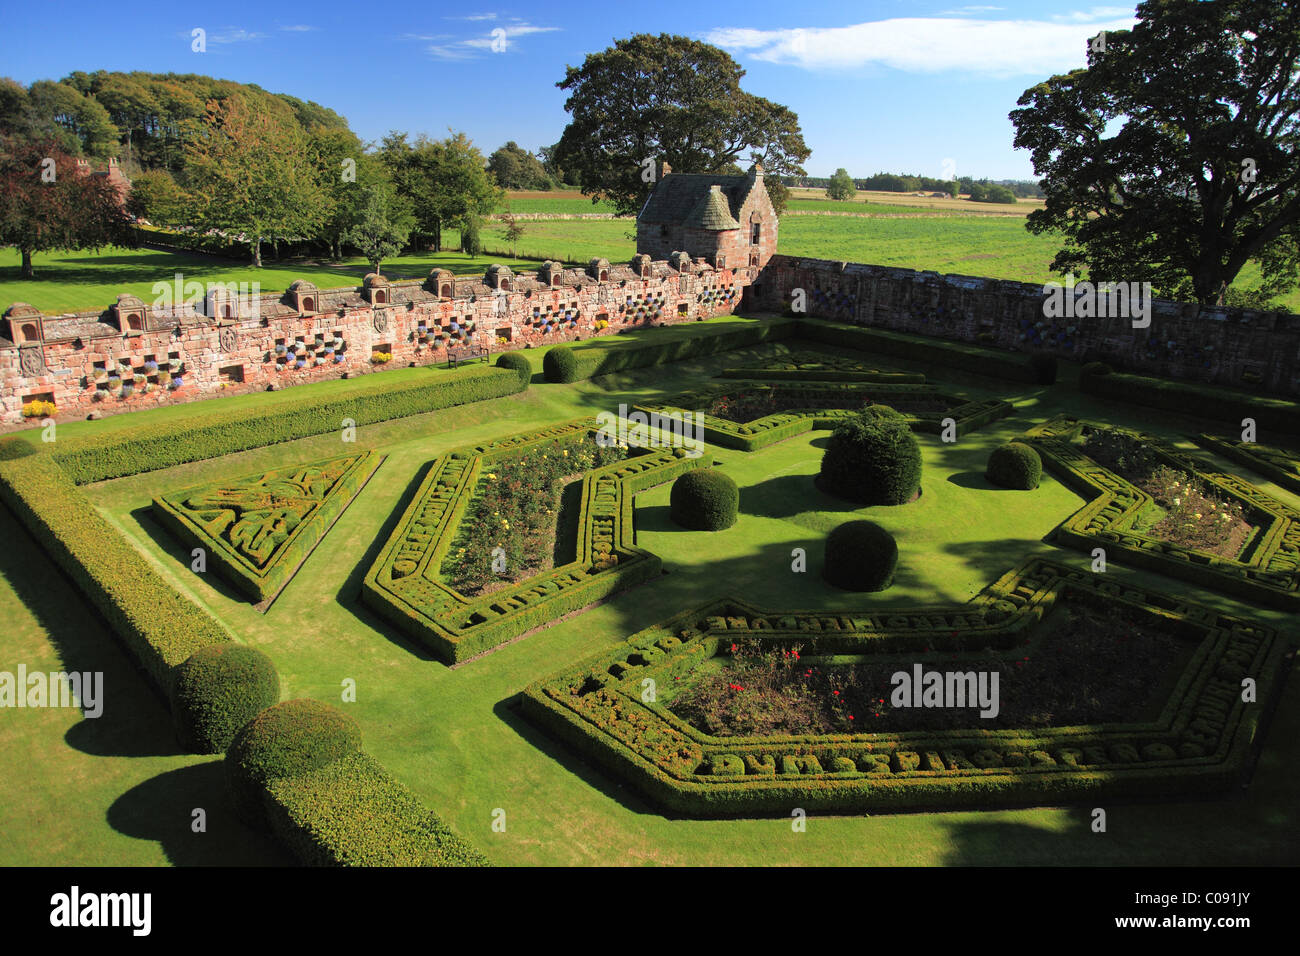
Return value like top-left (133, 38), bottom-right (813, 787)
top-left (848, 715), bottom-right (854, 720)
top-left (833, 690), bottom-right (839, 695)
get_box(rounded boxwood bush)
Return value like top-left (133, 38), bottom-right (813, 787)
top-left (986, 442), bottom-right (1042, 490)
top-left (543, 345), bottom-right (579, 383)
top-left (669, 469), bottom-right (739, 530)
top-left (820, 413), bottom-right (922, 505)
top-left (822, 520), bottom-right (897, 591)
top-left (171, 644), bottom-right (280, 753)
top-left (495, 351), bottom-right (532, 387)
top-left (1081, 361), bottom-right (1113, 377)
top-left (225, 699), bottom-right (362, 827)
top-left (860, 403), bottom-right (905, 421)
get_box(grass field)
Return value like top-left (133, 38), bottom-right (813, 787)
top-left (4, 195), bottom-right (1296, 316)
top-left (4, 328), bottom-right (1295, 866)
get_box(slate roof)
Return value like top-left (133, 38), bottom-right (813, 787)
top-left (639, 173), bottom-right (754, 226)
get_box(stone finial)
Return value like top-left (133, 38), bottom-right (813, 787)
top-left (587, 258), bottom-right (611, 282)
top-left (111, 293), bottom-right (147, 332)
top-left (631, 254), bottom-right (652, 278)
top-left (485, 264), bottom-right (515, 291)
top-left (288, 279), bottom-right (319, 314)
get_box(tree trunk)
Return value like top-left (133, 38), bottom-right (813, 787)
top-left (252, 238), bottom-right (262, 268)
top-left (433, 220), bottom-right (442, 253)
top-left (20, 248), bottom-right (33, 279)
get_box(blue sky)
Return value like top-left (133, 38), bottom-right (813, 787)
top-left (3, 1), bottom-right (1139, 180)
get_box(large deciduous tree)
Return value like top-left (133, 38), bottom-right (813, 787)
top-left (341, 180), bottom-right (414, 274)
top-left (826, 168), bottom-right (856, 201)
top-left (1011, 0), bottom-right (1300, 306)
top-left (487, 141), bottom-right (554, 190)
top-left (552, 34), bottom-right (810, 216)
top-left (0, 136), bottom-right (136, 278)
top-left (379, 131), bottom-right (503, 253)
top-left (183, 92), bottom-right (329, 266)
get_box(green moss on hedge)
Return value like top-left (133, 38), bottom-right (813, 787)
top-left (669, 469), bottom-right (739, 530)
top-left (822, 520), bottom-right (898, 591)
top-left (171, 645), bottom-right (281, 753)
top-left (986, 442), bottom-right (1042, 490)
top-left (226, 699), bottom-right (362, 828)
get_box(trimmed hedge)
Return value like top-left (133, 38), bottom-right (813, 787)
top-left (0, 449), bottom-right (231, 697)
top-left (1080, 369), bottom-right (1300, 435)
top-left (151, 451), bottom-right (383, 604)
top-left (172, 644), bottom-right (280, 753)
top-left (986, 442), bottom-right (1042, 490)
top-left (820, 414), bottom-right (922, 505)
top-left (265, 751), bottom-right (489, 867)
top-left (549, 319), bottom-right (796, 383)
top-left (795, 318), bottom-right (1042, 383)
top-left (543, 345), bottom-right (580, 383)
top-left (520, 558), bottom-right (1289, 817)
top-left (494, 351), bottom-right (533, 386)
top-left (861, 403), bottom-right (905, 421)
top-left (51, 365), bottom-right (526, 484)
top-left (226, 699), bottom-right (362, 828)
top-left (670, 469), bottom-right (739, 531)
top-left (822, 520), bottom-right (897, 591)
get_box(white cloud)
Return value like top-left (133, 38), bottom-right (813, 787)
top-left (279, 24), bottom-right (317, 32)
top-left (1051, 6), bottom-right (1136, 23)
top-left (445, 12), bottom-right (499, 20)
top-left (704, 14), bottom-right (1137, 76)
top-left (204, 28), bottom-right (268, 44)
top-left (424, 22), bottom-right (560, 59)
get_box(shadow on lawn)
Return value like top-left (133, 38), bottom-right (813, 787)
top-left (107, 761), bottom-right (292, 867)
top-left (0, 504), bottom-right (289, 863)
top-left (130, 505), bottom-right (250, 608)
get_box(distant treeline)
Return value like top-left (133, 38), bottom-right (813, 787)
top-left (789, 171), bottom-right (1043, 201)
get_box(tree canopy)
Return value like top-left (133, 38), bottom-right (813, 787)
top-left (826, 168), bottom-right (856, 201)
top-left (1011, 0), bottom-right (1300, 306)
top-left (487, 141), bottom-right (554, 190)
top-left (552, 34), bottom-right (810, 216)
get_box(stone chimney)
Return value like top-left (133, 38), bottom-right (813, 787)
top-left (749, 161), bottom-right (763, 181)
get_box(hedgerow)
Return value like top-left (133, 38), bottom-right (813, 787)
top-left (543, 345), bottom-right (580, 383)
top-left (51, 365), bottom-right (525, 484)
top-left (520, 559), bottom-right (1289, 816)
top-left (794, 318), bottom-right (1044, 383)
top-left (172, 645), bottom-right (280, 753)
top-left (546, 319), bottom-right (797, 383)
top-left (151, 451), bottom-right (384, 604)
top-left (1023, 415), bottom-right (1300, 608)
top-left (226, 699), bottom-right (362, 828)
top-left (0, 448), bottom-right (231, 697)
top-left (264, 751), bottom-right (489, 867)
top-left (1079, 368), bottom-right (1300, 434)
top-left (362, 420), bottom-right (712, 662)
top-left (494, 351), bottom-right (533, 386)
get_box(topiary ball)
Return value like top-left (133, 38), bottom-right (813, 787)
top-left (822, 520), bottom-right (898, 591)
top-left (495, 351), bottom-right (532, 387)
top-left (225, 699), bottom-right (362, 828)
top-left (543, 345), bottom-right (579, 383)
top-left (986, 442), bottom-right (1042, 490)
top-left (820, 413), bottom-right (922, 505)
top-left (1081, 361), bottom-right (1113, 378)
top-left (860, 403), bottom-right (905, 421)
top-left (172, 644), bottom-right (280, 754)
top-left (669, 469), bottom-right (739, 530)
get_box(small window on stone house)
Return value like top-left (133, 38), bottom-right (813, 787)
top-left (751, 222), bottom-right (761, 244)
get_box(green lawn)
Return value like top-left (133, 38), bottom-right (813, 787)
top-left (8, 335), bottom-right (1285, 866)
top-left (6, 213), bottom-right (1296, 315)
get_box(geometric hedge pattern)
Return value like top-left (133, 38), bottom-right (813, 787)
top-left (1022, 416), bottom-right (1300, 609)
top-left (361, 419), bottom-right (709, 663)
top-left (521, 558), bottom-right (1289, 816)
top-left (1194, 433), bottom-right (1300, 497)
top-left (152, 450), bottom-right (383, 606)
top-left (634, 381), bottom-right (1015, 452)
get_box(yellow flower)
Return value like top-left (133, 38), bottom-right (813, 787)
top-left (487, 473), bottom-right (498, 480)
top-left (562, 449), bottom-right (569, 457)
top-left (1193, 513), bottom-right (1202, 519)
